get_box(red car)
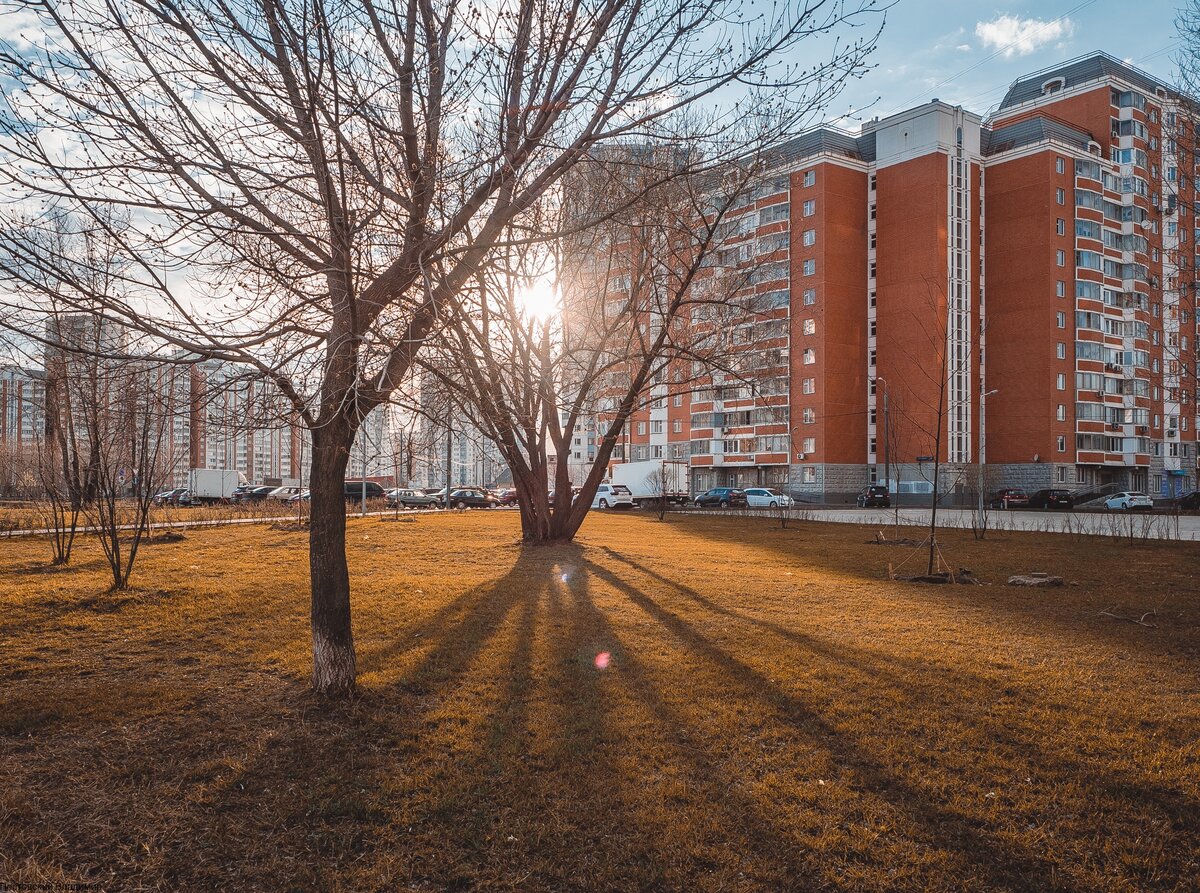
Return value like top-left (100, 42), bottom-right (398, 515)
top-left (494, 488), bottom-right (519, 506)
top-left (989, 488), bottom-right (1029, 509)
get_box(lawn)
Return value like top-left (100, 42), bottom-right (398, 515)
top-left (1, 511), bottom-right (1197, 892)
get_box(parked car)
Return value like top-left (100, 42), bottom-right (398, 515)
top-left (1027, 488), bottom-right (1074, 509)
top-left (693, 487), bottom-right (747, 508)
top-left (988, 487), bottom-right (1029, 509)
top-left (287, 490), bottom-right (310, 503)
top-left (231, 483), bottom-right (258, 501)
top-left (494, 488), bottom-right (519, 506)
top-left (856, 485), bottom-right (890, 508)
top-left (267, 486), bottom-right (303, 502)
top-left (386, 487), bottom-right (439, 508)
top-left (152, 487), bottom-right (189, 506)
top-left (1174, 490), bottom-right (1200, 511)
top-left (344, 480), bottom-right (387, 501)
top-left (1105, 491), bottom-right (1153, 511)
top-left (743, 487), bottom-right (794, 508)
top-left (235, 485), bottom-right (275, 504)
top-left (591, 483), bottom-right (635, 510)
top-left (446, 488), bottom-right (497, 509)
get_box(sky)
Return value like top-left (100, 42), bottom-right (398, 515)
top-left (823, 0), bottom-right (1182, 130)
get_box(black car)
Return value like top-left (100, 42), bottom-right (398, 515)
top-left (694, 487), bottom-right (748, 508)
top-left (235, 485), bottom-right (275, 503)
top-left (1174, 490), bottom-right (1200, 511)
top-left (446, 488), bottom-right (498, 509)
top-left (856, 485), bottom-right (891, 508)
top-left (344, 480), bottom-right (387, 501)
top-left (1028, 488), bottom-right (1073, 509)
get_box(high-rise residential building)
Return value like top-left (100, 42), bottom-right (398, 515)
top-left (574, 52), bottom-right (1198, 502)
top-left (190, 359), bottom-right (305, 486)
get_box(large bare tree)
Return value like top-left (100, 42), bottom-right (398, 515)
top-left (0, 0), bottom-right (883, 694)
top-left (424, 154), bottom-right (784, 542)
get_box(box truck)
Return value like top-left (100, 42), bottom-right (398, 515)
top-left (187, 468), bottom-right (244, 504)
top-left (610, 459), bottom-right (690, 506)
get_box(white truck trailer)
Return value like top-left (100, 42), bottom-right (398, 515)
top-left (610, 459), bottom-right (690, 506)
top-left (187, 468), bottom-right (243, 504)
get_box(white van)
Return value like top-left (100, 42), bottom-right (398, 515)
top-left (591, 483), bottom-right (635, 510)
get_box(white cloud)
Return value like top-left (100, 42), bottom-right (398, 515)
top-left (974, 15), bottom-right (1074, 58)
top-left (956, 44), bottom-right (972, 52)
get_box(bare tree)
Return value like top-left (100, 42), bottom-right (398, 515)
top-left (424, 156), bottom-right (790, 542)
top-left (0, 0), bottom-right (883, 693)
top-left (884, 280), bottom-right (976, 575)
top-left (81, 359), bottom-right (177, 591)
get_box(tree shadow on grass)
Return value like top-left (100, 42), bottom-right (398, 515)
top-left (8, 540), bottom-right (1197, 892)
top-left (655, 514), bottom-right (1200, 666)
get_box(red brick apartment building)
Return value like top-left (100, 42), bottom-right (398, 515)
top-left (589, 52), bottom-right (1198, 503)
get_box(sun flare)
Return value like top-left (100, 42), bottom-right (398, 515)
top-left (516, 276), bottom-right (560, 323)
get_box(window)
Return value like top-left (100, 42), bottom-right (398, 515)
top-left (1055, 156), bottom-right (1065, 174)
top-left (802, 229), bottom-right (816, 247)
top-left (869, 320), bottom-right (877, 337)
top-left (637, 421), bottom-right (646, 435)
top-left (803, 318), bottom-right (816, 336)
top-left (802, 466), bottom-right (816, 483)
top-left (1057, 467), bottom-right (1068, 483)
top-left (1056, 188), bottom-right (1065, 205)
top-left (802, 437), bottom-right (815, 453)
top-left (650, 420), bottom-right (663, 434)
top-left (672, 419), bottom-right (682, 433)
top-left (1057, 342), bottom-right (1066, 359)
top-left (1056, 218), bottom-right (1066, 236)
top-left (802, 378), bottom-right (815, 394)
top-left (1056, 280), bottom-right (1065, 297)
top-left (1056, 249), bottom-right (1065, 267)
top-left (803, 200), bottom-right (815, 216)
top-left (1057, 435), bottom-right (1066, 452)
top-left (802, 408), bottom-right (815, 424)
top-left (803, 288), bottom-right (816, 305)
top-left (803, 348), bottom-right (816, 364)
top-left (1056, 312), bottom-right (1066, 328)
top-left (1057, 373), bottom-right (1066, 390)
top-left (1057, 404), bottom-right (1066, 421)
top-left (802, 259), bottom-right (815, 276)
top-left (803, 170), bottom-right (815, 187)
top-left (673, 393), bottom-right (682, 407)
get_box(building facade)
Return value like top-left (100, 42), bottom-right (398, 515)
top-left (580, 52), bottom-right (1198, 503)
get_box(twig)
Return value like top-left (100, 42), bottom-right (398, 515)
top-left (1099, 608), bottom-right (1159, 628)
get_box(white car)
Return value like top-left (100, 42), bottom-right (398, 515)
top-left (1105, 491), bottom-right (1153, 511)
top-left (591, 483), bottom-right (635, 510)
top-left (744, 487), bottom-right (794, 508)
top-left (268, 486), bottom-right (303, 501)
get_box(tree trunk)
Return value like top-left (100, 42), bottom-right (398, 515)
top-left (309, 422), bottom-right (357, 696)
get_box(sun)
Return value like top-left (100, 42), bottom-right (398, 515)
top-left (516, 276), bottom-right (560, 323)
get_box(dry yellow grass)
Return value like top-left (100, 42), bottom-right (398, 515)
top-left (1, 511), bottom-right (1198, 891)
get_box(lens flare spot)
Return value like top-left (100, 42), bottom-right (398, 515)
top-left (594, 651), bottom-right (611, 670)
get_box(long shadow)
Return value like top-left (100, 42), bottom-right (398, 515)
top-left (558, 557), bottom-right (828, 890)
top-left (581, 555), bottom-right (1091, 892)
top-left (598, 545), bottom-right (1002, 698)
top-left (651, 514), bottom-right (1200, 667)
top-left (597, 548), bottom-right (1200, 843)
